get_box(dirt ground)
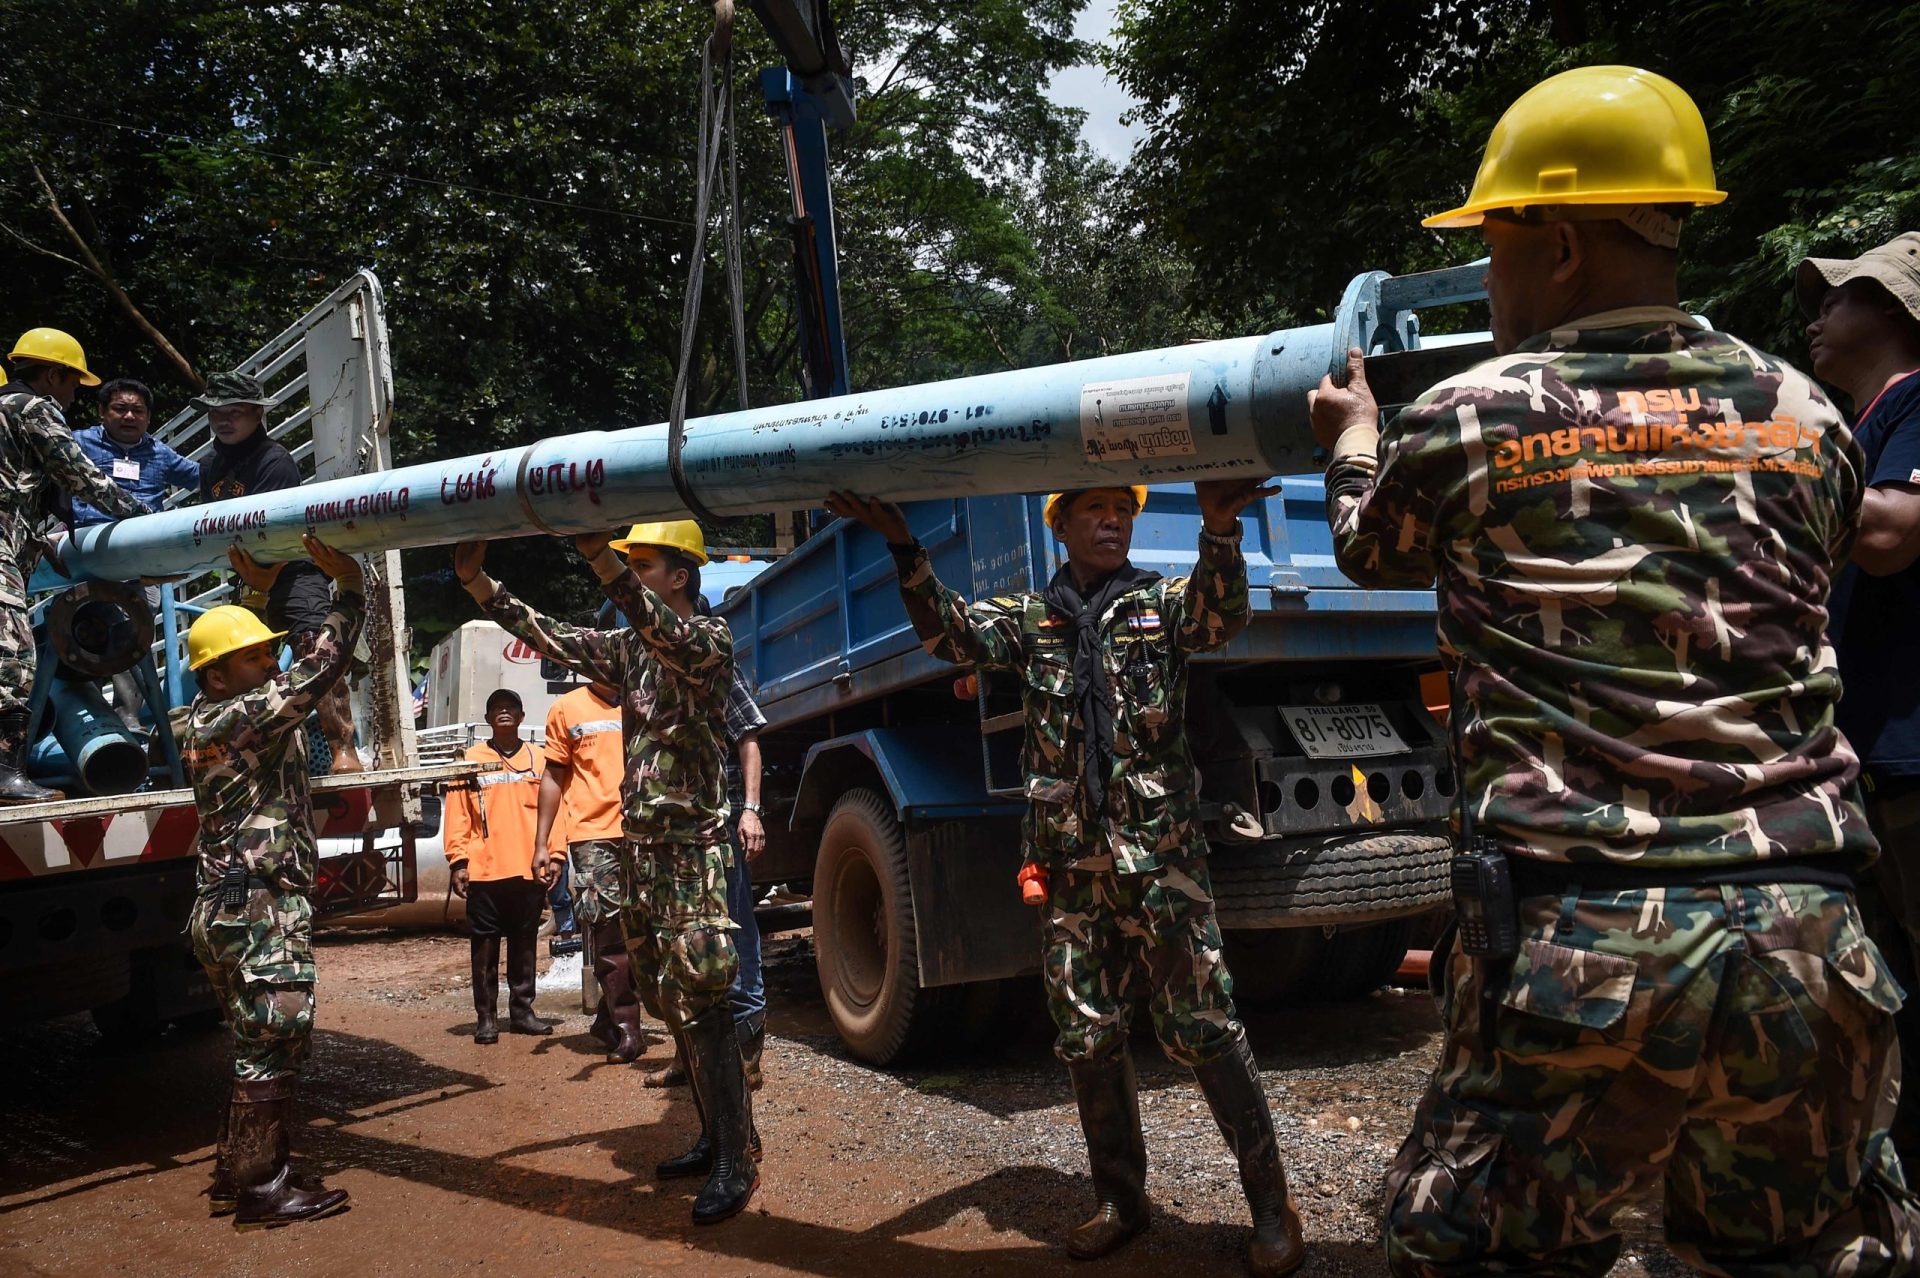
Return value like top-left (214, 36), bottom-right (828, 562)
top-left (0, 929), bottom-right (1687, 1277)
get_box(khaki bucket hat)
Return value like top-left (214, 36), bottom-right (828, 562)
top-left (1796, 231), bottom-right (1920, 323)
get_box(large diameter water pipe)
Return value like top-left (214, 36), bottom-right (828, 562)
top-left (60, 325), bottom-right (1346, 582)
top-left (36, 679), bottom-right (149, 796)
top-left (64, 329), bottom-right (1341, 580)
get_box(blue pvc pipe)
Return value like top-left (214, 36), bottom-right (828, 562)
top-left (59, 325), bottom-right (1339, 583)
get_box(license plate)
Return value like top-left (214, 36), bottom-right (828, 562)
top-left (1280, 704), bottom-right (1407, 759)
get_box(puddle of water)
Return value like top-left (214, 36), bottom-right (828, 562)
top-left (537, 950), bottom-right (583, 993)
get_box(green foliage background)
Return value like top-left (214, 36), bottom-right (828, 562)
top-left (1, 0), bottom-right (1914, 659)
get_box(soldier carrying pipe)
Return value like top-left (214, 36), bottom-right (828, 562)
top-left (1308, 65), bottom-right (1920, 1275)
top-left (825, 478), bottom-right (1305, 1276)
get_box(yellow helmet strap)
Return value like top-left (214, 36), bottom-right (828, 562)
top-left (1485, 203), bottom-right (1686, 249)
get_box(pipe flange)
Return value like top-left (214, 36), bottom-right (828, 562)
top-left (45, 580), bottom-right (155, 677)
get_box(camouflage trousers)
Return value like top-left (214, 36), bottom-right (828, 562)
top-left (567, 837), bottom-right (633, 928)
top-left (188, 887), bottom-right (317, 1083)
top-left (0, 590), bottom-right (32, 717)
top-left (1385, 881), bottom-right (1920, 1277)
top-left (1044, 854), bottom-right (1239, 1068)
top-left (616, 841), bottom-right (738, 1032)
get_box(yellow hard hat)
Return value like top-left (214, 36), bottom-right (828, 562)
top-left (1422, 66), bottom-right (1726, 229)
top-left (1043, 486), bottom-right (1149, 529)
top-left (187, 605), bottom-right (286, 671)
top-left (7, 327), bottom-right (101, 386)
top-left (608, 520), bottom-right (709, 565)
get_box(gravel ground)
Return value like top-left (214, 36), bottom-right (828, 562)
top-left (0, 927), bottom-right (1688, 1276)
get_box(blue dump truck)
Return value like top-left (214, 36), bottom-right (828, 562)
top-left (719, 481), bottom-right (1455, 1064)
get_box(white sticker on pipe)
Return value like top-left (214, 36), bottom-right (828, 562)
top-left (1079, 372), bottom-right (1195, 461)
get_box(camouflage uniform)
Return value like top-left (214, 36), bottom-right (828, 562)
top-left (1325, 306), bottom-right (1920, 1274)
top-left (891, 532), bottom-right (1250, 1066)
top-left (183, 589), bottom-right (364, 1082)
top-left (481, 572), bottom-right (736, 1030)
top-left (567, 836), bottom-right (632, 928)
top-left (0, 387), bottom-right (149, 714)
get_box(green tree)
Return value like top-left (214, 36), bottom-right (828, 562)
top-left (1109, 0), bottom-right (1920, 359)
top-left (0, 0), bottom-right (1098, 645)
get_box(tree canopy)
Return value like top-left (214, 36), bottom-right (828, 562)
top-left (3, 1), bottom-right (1913, 655)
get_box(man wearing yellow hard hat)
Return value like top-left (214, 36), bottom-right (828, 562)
top-left (452, 519), bottom-right (761, 1224)
top-left (0, 327), bottom-right (152, 804)
top-left (179, 533), bottom-right (364, 1229)
top-left (826, 477), bottom-right (1302, 1274)
top-left (1308, 66), bottom-right (1919, 1273)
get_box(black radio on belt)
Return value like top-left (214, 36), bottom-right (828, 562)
top-left (1451, 837), bottom-right (1517, 959)
top-left (220, 856), bottom-right (249, 910)
top-left (1447, 674), bottom-right (1518, 960)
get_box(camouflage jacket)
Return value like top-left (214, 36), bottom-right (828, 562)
top-left (891, 532), bottom-right (1249, 873)
top-left (185, 589), bottom-right (365, 893)
top-left (0, 388), bottom-right (149, 603)
top-left (1326, 307), bottom-right (1875, 871)
top-left (483, 573), bottom-right (732, 846)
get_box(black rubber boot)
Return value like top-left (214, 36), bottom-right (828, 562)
top-left (505, 927), bottom-right (551, 1035)
top-left (1066, 1048), bottom-right (1150, 1260)
top-left (656, 1031), bottom-right (712, 1179)
top-left (471, 936), bottom-right (500, 1045)
top-left (1192, 1036), bottom-right (1306, 1277)
top-left (0, 710), bottom-right (61, 804)
top-left (594, 919), bottom-right (644, 1063)
top-left (207, 1094), bottom-right (236, 1216)
top-left (685, 1008), bottom-right (759, 1224)
top-left (657, 1027), bottom-right (763, 1179)
top-left (644, 1035), bottom-right (690, 1089)
top-left (737, 1010), bottom-right (766, 1092)
top-left (229, 1078), bottom-right (350, 1230)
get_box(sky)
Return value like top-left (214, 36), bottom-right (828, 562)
top-left (1043, 0), bottom-right (1145, 163)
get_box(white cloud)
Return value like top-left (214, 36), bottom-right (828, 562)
top-left (1044, 0), bottom-right (1144, 163)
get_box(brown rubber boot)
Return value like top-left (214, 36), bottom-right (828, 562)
top-left (1192, 1036), bottom-right (1306, 1277)
top-left (291, 631), bottom-right (363, 774)
top-left (505, 926), bottom-right (551, 1035)
top-left (593, 919), bottom-right (644, 1063)
top-left (206, 1095), bottom-right (235, 1216)
top-left (229, 1078), bottom-right (349, 1230)
top-left (471, 935), bottom-right (500, 1044)
top-left (1065, 1048), bottom-right (1151, 1260)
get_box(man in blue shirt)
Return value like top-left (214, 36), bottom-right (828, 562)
top-left (1802, 230), bottom-right (1920, 1171)
top-left (71, 378), bottom-right (199, 525)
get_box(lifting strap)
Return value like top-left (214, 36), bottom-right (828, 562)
top-left (666, 0), bottom-right (752, 529)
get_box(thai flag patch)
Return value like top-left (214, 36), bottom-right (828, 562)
top-left (1126, 612), bottom-right (1162, 632)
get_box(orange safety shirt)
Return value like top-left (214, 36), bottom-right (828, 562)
top-left (444, 739), bottom-right (544, 882)
top-left (543, 685), bottom-right (626, 846)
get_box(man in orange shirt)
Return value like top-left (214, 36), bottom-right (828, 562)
top-left (535, 679), bottom-right (648, 1063)
top-left (445, 689), bottom-right (552, 1044)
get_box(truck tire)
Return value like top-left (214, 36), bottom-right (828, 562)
top-left (1224, 916), bottom-right (1418, 1009)
top-left (813, 788), bottom-right (952, 1066)
top-left (1209, 830), bottom-right (1452, 928)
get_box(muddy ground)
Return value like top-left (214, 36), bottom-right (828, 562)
top-left (0, 929), bottom-right (1685, 1276)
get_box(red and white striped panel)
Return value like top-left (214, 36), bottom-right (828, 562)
top-left (0, 806), bottom-right (200, 882)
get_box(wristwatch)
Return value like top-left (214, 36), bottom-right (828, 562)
top-left (739, 802), bottom-right (763, 815)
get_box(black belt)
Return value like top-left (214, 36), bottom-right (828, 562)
top-left (1506, 855), bottom-right (1859, 899)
